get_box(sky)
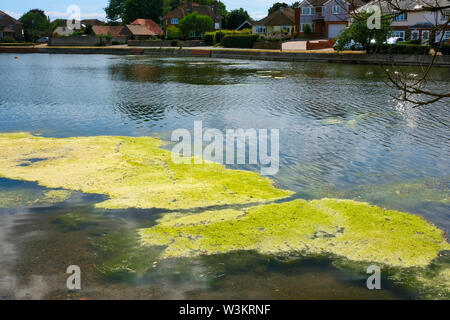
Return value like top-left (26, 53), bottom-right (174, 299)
top-left (1, 0), bottom-right (283, 21)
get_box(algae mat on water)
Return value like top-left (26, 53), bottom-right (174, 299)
top-left (139, 199), bottom-right (449, 268)
top-left (0, 133), bottom-right (292, 210)
top-left (0, 133), bottom-right (448, 271)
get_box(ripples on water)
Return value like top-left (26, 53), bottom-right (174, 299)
top-left (0, 54), bottom-right (448, 299)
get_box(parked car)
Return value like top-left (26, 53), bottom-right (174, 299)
top-left (386, 37), bottom-right (404, 45)
top-left (36, 37), bottom-right (49, 43)
top-left (334, 40), bottom-right (364, 51)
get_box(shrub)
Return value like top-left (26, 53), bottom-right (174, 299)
top-left (166, 25), bottom-right (181, 40)
top-left (1, 36), bottom-right (17, 43)
top-left (367, 43), bottom-right (431, 55)
top-left (440, 43), bottom-right (450, 55)
top-left (204, 32), bottom-right (215, 45)
top-left (302, 24), bottom-right (312, 35)
top-left (223, 34), bottom-right (259, 48)
top-left (403, 39), bottom-right (421, 45)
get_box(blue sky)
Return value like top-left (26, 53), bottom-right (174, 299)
top-left (2, 0), bottom-right (282, 21)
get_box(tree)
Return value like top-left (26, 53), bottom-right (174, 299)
top-left (179, 12), bottom-right (213, 38)
top-left (335, 12), bottom-right (391, 50)
top-left (225, 8), bottom-right (250, 30)
top-left (268, 2), bottom-right (289, 15)
top-left (350, 0), bottom-right (450, 106)
top-left (20, 9), bottom-right (51, 42)
top-left (105, 0), bottom-right (164, 24)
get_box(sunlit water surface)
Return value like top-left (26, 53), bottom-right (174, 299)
top-left (0, 54), bottom-right (449, 299)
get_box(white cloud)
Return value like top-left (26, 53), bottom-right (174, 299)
top-left (4, 10), bottom-right (21, 19)
top-left (45, 11), bottom-right (106, 21)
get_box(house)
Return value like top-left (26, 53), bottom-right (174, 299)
top-left (357, 0), bottom-right (450, 44)
top-left (131, 19), bottom-right (163, 36)
top-left (53, 20), bottom-right (84, 36)
top-left (0, 10), bottom-right (23, 40)
top-left (295, 0), bottom-right (363, 38)
top-left (252, 8), bottom-right (296, 35)
top-left (236, 20), bottom-right (253, 31)
top-left (81, 19), bottom-right (105, 26)
top-left (92, 25), bottom-right (125, 37)
top-left (122, 24), bottom-right (156, 40)
top-left (163, 0), bottom-right (223, 31)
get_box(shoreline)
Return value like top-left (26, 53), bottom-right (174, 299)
top-left (1, 46), bottom-right (450, 67)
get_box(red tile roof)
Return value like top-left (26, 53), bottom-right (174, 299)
top-left (131, 19), bottom-right (163, 36)
top-left (92, 25), bottom-right (124, 37)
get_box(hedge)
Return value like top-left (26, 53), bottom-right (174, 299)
top-left (204, 32), bottom-right (215, 45)
top-left (367, 43), bottom-right (431, 55)
top-left (439, 44), bottom-right (450, 55)
top-left (223, 34), bottom-right (259, 48)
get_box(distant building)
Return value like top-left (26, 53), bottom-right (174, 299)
top-left (81, 19), bottom-right (105, 26)
top-left (163, 0), bottom-right (223, 31)
top-left (53, 20), bottom-right (84, 36)
top-left (92, 25), bottom-right (125, 37)
top-left (357, 0), bottom-right (450, 44)
top-left (252, 8), bottom-right (296, 35)
top-left (236, 20), bottom-right (253, 31)
top-left (295, 0), bottom-right (364, 39)
top-left (122, 24), bottom-right (156, 40)
top-left (0, 10), bottom-right (23, 40)
top-left (131, 19), bottom-right (163, 36)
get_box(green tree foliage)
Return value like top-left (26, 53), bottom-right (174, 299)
top-left (268, 2), bottom-right (289, 15)
top-left (105, 0), bottom-right (164, 24)
top-left (166, 25), bottom-right (181, 39)
top-left (20, 9), bottom-right (51, 42)
top-left (179, 12), bottom-right (213, 38)
top-left (302, 24), bottom-right (312, 35)
top-left (335, 13), bottom-right (391, 50)
top-left (225, 8), bottom-right (250, 30)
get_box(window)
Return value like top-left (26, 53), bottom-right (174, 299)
top-left (421, 30), bottom-right (430, 43)
top-left (332, 6), bottom-right (341, 14)
top-left (393, 13), bottom-right (407, 21)
top-left (171, 18), bottom-right (179, 24)
top-left (301, 23), bottom-right (313, 32)
top-left (215, 23), bottom-right (220, 30)
top-left (302, 7), bottom-right (312, 15)
top-left (319, 7), bottom-right (324, 16)
top-left (256, 25), bottom-right (267, 33)
top-left (411, 30), bottom-right (419, 40)
top-left (390, 31), bottom-right (405, 39)
top-left (280, 25), bottom-right (290, 32)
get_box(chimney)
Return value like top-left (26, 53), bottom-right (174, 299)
top-left (188, 0), bottom-right (193, 13)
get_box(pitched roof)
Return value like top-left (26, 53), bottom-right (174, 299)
top-left (81, 19), bottom-right (105, 26)
top-left (0, 10), bottom-right (22, 25)
top-left (358, 0), bottom-right (450, 13)
top-left (298, 0), bottom-right (365, 7)
top-left (92, 25), bottom-right (124, 37)
top-left (255, 7), bottom-right (296, 26)
top-left (125, 24), bottom-right (155, 36)
top-left (131, 19), bottom-right (163, 36)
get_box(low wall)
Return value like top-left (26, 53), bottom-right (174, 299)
top-left (128, 40), bottom-right (203, 47)
top-left (49, 36), bottom-right (101, 46)
top-left (253, 41), bottom-right (281, 50)
top-left (1, 46), bottom-right (449, 67)
top-left (306, 39), bottom-right (334, 50)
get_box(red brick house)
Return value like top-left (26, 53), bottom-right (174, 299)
top-left (163, 0), bottom-right (223, 31)
top-left (0, 10), bottom-right (23, 40)
top-left (294, 0), bottom-right (363, 38)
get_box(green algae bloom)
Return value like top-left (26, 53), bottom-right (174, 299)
top-left (0, 133), bottom-right (292, 210)
top-left (139, 199), bottom-right (450, 268)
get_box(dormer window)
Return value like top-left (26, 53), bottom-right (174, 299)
top-left (393, 12), bottom-right (407, 21)
top-left (171, 18), bottom-right (179, 24)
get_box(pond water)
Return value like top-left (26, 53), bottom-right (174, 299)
top-left (0, 54), bottom-right (449, 300)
